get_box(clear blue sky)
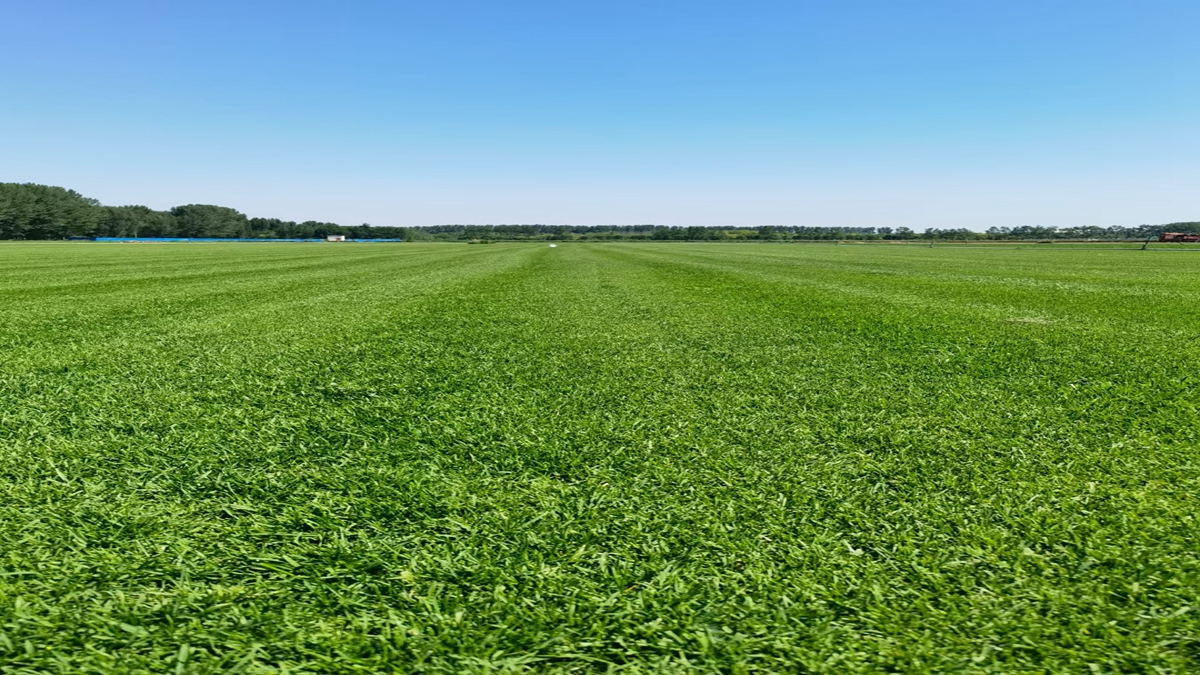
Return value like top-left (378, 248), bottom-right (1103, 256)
top-left (2, 1), bottom-right (1197, 229)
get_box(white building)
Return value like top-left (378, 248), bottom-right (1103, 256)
top-left (326, 235), bottom-right (346, 242)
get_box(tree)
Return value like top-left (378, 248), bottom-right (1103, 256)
top-left (0, 183), bottom-right (100, 239)
top-left (299, 221), bottom-right (345, 238)
top-left (248, 217), bottom-right (293, 238)
top-left (170, 204), bottom-right (249, 238)
top-left (98, 205), bottom-right (176, 237)
top-left (686, 226), bottom-right (719, 240)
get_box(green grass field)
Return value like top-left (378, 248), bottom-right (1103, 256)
top-left (1, 242), bottom-right (1197, 673)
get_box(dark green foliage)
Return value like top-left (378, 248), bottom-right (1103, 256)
top-left (170, 204), bottom-right (250, 238)
top-left (988, 223), bottom-right (1200, 239)
top-left (0, 242), bottom-right (1197, 673)
top-left (0, 183), bottom-right (100, 239)
top-left (98, 205), bottom-right (178, 237)
top-left (244, 219), bottom-right (418, 240)
top-left (246, 216), bottom-right (293, 237)
top-left (0, 184), bottom-right (413, 241)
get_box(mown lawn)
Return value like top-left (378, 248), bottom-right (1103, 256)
top-left (0, 242), bottom-right (1197, 673)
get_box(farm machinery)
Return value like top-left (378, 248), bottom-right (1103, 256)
top-left (1158, 232), bottom-right (1200, 242)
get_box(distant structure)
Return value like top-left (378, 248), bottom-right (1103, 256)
top-left (326, 234), bottom-right (346, 242)
top-left (1159, 232), bottom-right (1200, 243)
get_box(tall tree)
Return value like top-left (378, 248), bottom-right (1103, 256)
top-left (0, 183), bottom-right (100, 239)
top-left (170, 204), bottom-right (249, 238)
top-left (99, 205), bottom-right (177, 237)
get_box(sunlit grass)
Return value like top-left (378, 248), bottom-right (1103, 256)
top-left (1, 242), bottom-right (1197, 673)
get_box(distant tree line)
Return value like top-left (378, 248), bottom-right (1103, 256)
top-left (2, 182), bottom-right (1196, 241)
top-left (0, 183), bottom-right (416, 240)
top-left (425, 223), bottom-right (1200, 242)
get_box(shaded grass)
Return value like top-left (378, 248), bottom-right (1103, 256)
top-left (0, 242), bottom-right (1197, 673)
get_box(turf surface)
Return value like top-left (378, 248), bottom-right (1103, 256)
top-left (0, 242), bottom-right (1197, 673)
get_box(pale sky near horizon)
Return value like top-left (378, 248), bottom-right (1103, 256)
top-left (2, 1), bottom-right (1197, 230)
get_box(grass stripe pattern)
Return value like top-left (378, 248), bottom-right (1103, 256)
top-left (0, 242), bottom-right (1197, 673)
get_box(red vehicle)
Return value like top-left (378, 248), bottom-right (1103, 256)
top-left (1159, 232), bottom-right (1200, 242)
